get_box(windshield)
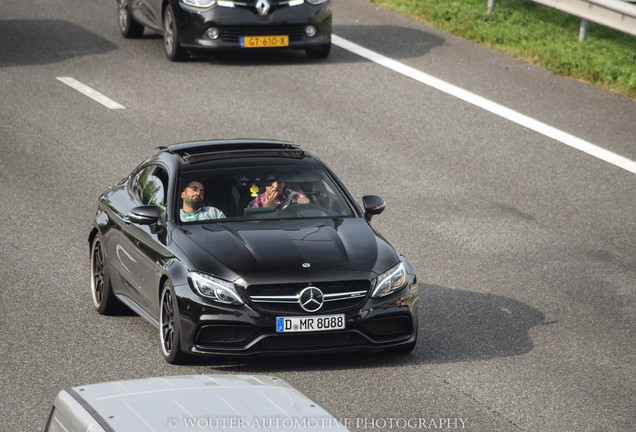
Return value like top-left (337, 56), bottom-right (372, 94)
top-left (177, 164), bottom-right (355, 223)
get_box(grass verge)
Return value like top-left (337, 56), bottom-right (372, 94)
top-left (368, 0), bottom-right (636, 100)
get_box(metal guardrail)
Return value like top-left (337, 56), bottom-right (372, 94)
top-left (487, 0), bottom-right (636, 41)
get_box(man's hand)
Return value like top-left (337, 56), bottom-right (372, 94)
top-left (265, 189), bottom-right (282, 207)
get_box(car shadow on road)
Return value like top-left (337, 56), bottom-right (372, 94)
top-left (193, 284), bottom-right (554, 372)
top-left (331, 25), bottom-right (446, 61)
top-left (0, 20), bottom-right (117, 67)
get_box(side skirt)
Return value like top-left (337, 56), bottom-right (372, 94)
top-left (116, 294), bottom-right (160, 329)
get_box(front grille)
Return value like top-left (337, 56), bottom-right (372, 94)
top-left (235, 0), bottom-right (300, 13)
top-left (257, 331), bottom-right (368, 348)
top-left (248, 280), bottom-right (370, 315)
top-left (219, 25), bottom-right (306, 42)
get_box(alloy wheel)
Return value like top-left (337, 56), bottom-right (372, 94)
top-left (163, 9), bottom-right (176, 57)
top-left (91, 239), bottom-right (105, 308)
top-left (160, 288), bottom-right (175, 355)
top-left (118, 0), bottom-right (129, 32)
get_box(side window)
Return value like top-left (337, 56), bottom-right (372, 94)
top-left (134, 166), bottom-right (167, 217)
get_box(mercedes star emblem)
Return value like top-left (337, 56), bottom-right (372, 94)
top-left (299, 286), bottom-right (324, 312)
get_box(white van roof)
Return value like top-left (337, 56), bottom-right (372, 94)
top-left (51, 375), bottom-right (349, 432)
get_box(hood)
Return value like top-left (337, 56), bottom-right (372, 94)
top-left (173, 218), bottom-right (399, 282)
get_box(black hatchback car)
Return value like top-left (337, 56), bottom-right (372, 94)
top-left (117, 0), bottom-right (332, 61)
top-left (89, 140), bottom-right (418, 363)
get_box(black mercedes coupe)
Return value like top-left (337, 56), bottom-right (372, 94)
top-left (89, 140), bottom-right (418, 363)
top-left (117, 0), bottom-right (332, 61)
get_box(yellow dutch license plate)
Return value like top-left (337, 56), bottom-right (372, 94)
top-left (240, 35), bottom-right (289, 48)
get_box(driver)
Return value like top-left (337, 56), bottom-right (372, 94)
top-left (248, 175), bottom-right (309, 211)
top-left (180, 180), bottom-right (225, 222)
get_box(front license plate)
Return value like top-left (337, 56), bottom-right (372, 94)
top-left (240, 35), bottom-right (289, 48)
top-left (276, 314), bottom-right (345, 333)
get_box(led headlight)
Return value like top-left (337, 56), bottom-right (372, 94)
top-left (371, 262), bottom-right (407, 298)
top-left (189, 272), bottom-right (244, 305)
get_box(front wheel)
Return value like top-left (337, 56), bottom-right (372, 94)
top-left (117, 0), bottom-right (144, 38)
top-left (160, 281), bottom-right (187, 364)
top-left (306, 42), bottom-right (331, 59)
top-left (163, 5), bottom-right (188, 61)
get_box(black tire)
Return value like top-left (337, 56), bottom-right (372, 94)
top-left (90, 233), bottom-right (120, 315)
top-left (306, 42), bottom-right (331, 59)
top-left (160, 281), bottom-right (187, 364)
top-left (117, 0), bottom-right (144, 38)
top-left (163, 4), bottom-right (188, 61)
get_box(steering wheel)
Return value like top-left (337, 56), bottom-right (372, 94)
top-left (281, 191), bottom-right (301, 210)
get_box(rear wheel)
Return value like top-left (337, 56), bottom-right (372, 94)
top-left (163, 4), bottom-right (188, 61)
top-left (160, 281), bottom-right (187, 364)
top-left (306, 42), bottom-right (331, 59)
top-left (117, 0), bottom-right (144, 38)
top-left (90, 233), bottom-right (120, 314)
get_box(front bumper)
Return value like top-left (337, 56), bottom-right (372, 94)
top-left (174, 280), bottom-right (418, 357)
top-left (173, 1), bottom-right (332, 51)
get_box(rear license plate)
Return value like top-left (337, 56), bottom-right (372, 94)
top-left (240, 35), bottom-right (289, 48)
top-left (276, 314), bottom-right (345, 333)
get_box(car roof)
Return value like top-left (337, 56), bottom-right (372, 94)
top-left (159, 139), bottom-right (307, 164)
top-left (61, 374), bottom-right (349, 431)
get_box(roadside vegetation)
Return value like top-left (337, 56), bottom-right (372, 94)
top-left (369, 0), bottom-right (636, 100)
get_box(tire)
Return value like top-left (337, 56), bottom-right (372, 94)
top-left (90, 233), bottom-right (120, 315)
top-left (306, 42), bottom-right (331, 59)
top-left (163, 4), bottom-right (188, 61)
top-left (160, 281), bottom-right (187, 364)
top-left (117, 0), bottom-right (144, 38)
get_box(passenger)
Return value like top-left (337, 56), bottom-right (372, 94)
top-left (248, 176), bottom-right (309, 211)
top-left (180, 180), bottom-right (225, 222)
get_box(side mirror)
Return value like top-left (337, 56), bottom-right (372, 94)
top-left (362, 195), bottom-right (385, 221)
top-left (125, 205), bottom-right (160, 226)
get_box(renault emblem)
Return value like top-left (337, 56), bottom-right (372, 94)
top-left (299, 286), bottom-right (324, 312)
top-left (256, 0), bottom-right (270, 16)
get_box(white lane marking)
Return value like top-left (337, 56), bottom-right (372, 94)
top-left (56, 77), bottom-right (125, 110)
top-left (332, 35), bottom-right (636, 175)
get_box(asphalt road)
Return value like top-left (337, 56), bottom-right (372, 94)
top-left (1, 0), bottom-right (634, 431)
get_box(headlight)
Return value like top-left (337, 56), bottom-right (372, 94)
top-left (189, 272), bottom-right (244, 305)
top-left (306, 0), bottom-right (329, 4)
top-left (371, 262), bottom-right (407, 298)
top-left (181, 0), bottom-right (217, 8)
